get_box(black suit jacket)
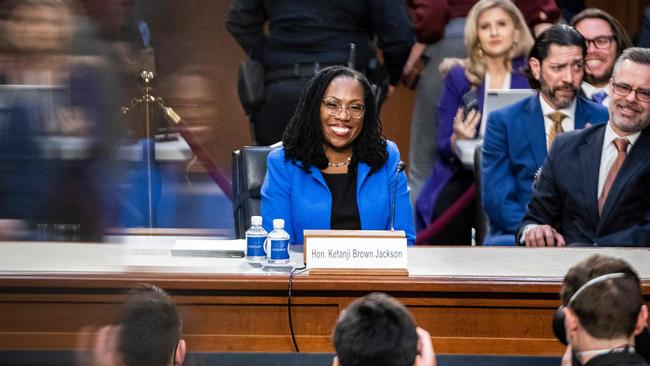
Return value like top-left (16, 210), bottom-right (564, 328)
top-left (518, 124), bottom-right (650, 246)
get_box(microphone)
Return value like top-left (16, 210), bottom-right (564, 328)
top-left (390, 161), bottom-right (406, 231)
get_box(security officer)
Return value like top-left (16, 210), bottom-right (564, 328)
top-left (226, 0), bottom-right (415, 145)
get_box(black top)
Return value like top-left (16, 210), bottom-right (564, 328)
top-left (225, 0), bottom-right (414, 84)
top-left (322, 171), bottom-right (361, 230)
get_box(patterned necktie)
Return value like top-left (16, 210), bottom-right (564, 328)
top-left (591, 91), bottom-right (608, 104)
top-left (598, 138), bottom-right (631, 215)
top-left (547, 111), bottom-right (567, 150)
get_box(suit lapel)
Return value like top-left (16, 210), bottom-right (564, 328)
top-left (574, 97), bottom-right (591, 129)
top-left (523, 95), bottom-right (547, 167)
top-left (579, 126), bottom-right (605, 226)
top-left (599, 128), bottom-right (650, 225)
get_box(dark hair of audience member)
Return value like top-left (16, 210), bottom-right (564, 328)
top-left (525, 24), bottom-right (587, 89)
top-left (570, 8), bottom-right (633, 57)
top-left (117, 285), bottom-right (182, 366)
top-left (332, 292), bottom-right (418, 366)
top-left (561, 254), bottom-right (643, 339)
top-left (282, 66), bottom-right (388, 174)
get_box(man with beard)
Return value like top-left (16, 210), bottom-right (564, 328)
top-left (518, 47), bottom-right (650, 246)
top-left (481, 25), bottom-right (608, 245)
top-left (572, 8), bottom-right (633, 108)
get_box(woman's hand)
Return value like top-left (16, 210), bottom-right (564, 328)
top-left (451, 107), bottom-right (481, 150)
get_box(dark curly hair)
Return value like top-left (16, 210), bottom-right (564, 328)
top-left (282, 66), bottom-right (388, 174)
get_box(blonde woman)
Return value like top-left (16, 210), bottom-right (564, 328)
top-left (415, 0), bottom-right (534, 244)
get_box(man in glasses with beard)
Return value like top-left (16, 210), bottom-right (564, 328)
top-left (481, 24), bottom-right (609, 246)
top-left (519, 47), bottom-right (650, 247)
top-left (571, 8), bottom-right (633, 108)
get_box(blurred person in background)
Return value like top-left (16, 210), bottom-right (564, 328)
top-left (0, 0), bottom-right (124, 240)
top-left (414, 0), bottom-right (534, 244)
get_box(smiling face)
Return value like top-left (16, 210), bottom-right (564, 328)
top-left (609, 59), bottom-right (650, 136)
top-left (476, 7), bottom-right (519, 58)
top-left (575, 18), bottom-right (617, 86)
top-left (530, 44), bottom-right (584, 109)
top-left (320, 76), bottom-right (365, 155)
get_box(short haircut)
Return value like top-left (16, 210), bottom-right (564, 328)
top-left (571, 8), bottom-right (633, 58)
top-left (612, 47), bottom-right (650, 76)
top-left (118, 285), bottom-right (182, 366)
top-left (561, 254), bottom-right (643, 340)
top-left (526, 24), bottom-right (586, 89)
top-left (332, 292), bottom-right (418, 366)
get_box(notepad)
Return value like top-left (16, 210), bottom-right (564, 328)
top-left (171, 239), bottom-right (246, 258)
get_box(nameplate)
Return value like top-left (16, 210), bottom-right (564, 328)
top-left (303, 230), bottom-right (407, 274)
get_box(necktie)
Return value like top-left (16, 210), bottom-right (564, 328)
top-left (591, 91), bottom-right (608, 104)
top-left (598, 138), bottom-right (631, 215)
top-left (547, 111), bottom-right (567, 150)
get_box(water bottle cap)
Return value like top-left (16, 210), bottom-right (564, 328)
top-left (251, 216), bottom-right (262, 226)
top-left (273, 219), bottom-right (284, 229)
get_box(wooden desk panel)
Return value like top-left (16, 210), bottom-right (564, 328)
top-left (1, 242), bottom-right (649, 355)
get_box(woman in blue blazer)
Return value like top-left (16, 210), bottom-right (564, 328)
top-left (261, 66), bottom-right (415, 245)
top-left (415, 0), bottom-right (534, 244)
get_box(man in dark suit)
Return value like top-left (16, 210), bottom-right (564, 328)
top-left (481, 25), bottom-right (609, 245)
top-left (519, 47), bottom-right (650, 247)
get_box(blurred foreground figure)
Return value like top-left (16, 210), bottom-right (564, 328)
top-left (0, 0), bottom-right (123, 241)
top-left (559, 255), bottom-right (649, 366)
top-left (80, 285), bottom-right (186, 366)
top-left (332, 292), bottom-right (435, 366)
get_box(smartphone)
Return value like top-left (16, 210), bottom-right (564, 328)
top-left (462, 90), bottom-right (479, 118)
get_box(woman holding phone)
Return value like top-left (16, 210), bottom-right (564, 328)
top-left (415, 0), bottom-right (534, 244)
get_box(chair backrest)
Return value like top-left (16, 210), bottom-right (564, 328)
top-left (231, 144), bottom-right (279, 239)
top-left (474, 143), bottom-right (490, 245)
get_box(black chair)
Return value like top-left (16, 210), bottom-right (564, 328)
top-left (473, 143), bottom-right (490, 245)
top-left (231, 143), bottom-right (281, 239)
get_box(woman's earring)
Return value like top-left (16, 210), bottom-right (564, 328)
top-left (511, 39), bottom-right (518, 50)
top-left (477, 44), bottom-right (484, 57)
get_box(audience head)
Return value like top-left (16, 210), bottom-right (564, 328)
top-left (527, 24), bottom-right (586, 109)
top-left (571, 8), bottom-right (633, 87)
top-left (332, 292), bottom-right (421, 366)
top-left (282, 66), bottom-right (388, 172)
top-left (117, 285), bottom-right (185, 366)
top-left (443, 0), bottom-right (533, 85)
top-left (1, 0), bottom-right (77, 54)
top-left (560, 255), bottom-right (647, 358)
top-left (608, 47), bottom-right (650, 136)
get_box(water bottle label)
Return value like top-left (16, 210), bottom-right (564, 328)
top-left (247, 236), bottom-right (266, 257)
top-left (269, 238), bottom-right (290, 260)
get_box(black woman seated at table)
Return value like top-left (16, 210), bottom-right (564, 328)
top-left (261, 66), bottom-right (415, 245)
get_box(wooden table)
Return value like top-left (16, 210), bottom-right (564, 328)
top-left (1, 237), bottom-right (649, 355)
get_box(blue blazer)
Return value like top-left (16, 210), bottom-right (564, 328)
top-left (415, 57), bottom-right (530, 231)
top-left (261, 140), bottom-right (415, 245)
top-left (519, 124), bottom-right (650, 246)
top-left (481, 94), bottom-right (609, 237)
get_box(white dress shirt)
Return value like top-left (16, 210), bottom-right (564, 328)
top-left (539, 95), bottom-right (577, 150)
top-left (597, 123), bottom-right (640, 197)
top-left (582, 82), bottom-right (610, 107)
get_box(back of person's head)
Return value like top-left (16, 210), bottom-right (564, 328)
top-left (570, 8), bottom-right (633, 57)
top-left (332, 292), bottom-right (418, 366)
top-left (526, 24), bottom-right (586, 89)
top-left (117, 285), bottom-right (185, 366)
top-left (561, 254), bottom-right (643, 340)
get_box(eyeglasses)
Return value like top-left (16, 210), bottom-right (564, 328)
top-left (611, 80), bottom-right (650, 102)
top-left (322, 99), bottom-right (365, 119)
top-left (584, 35), bottom-right (615, 49)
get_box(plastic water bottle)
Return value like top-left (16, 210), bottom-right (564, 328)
top-left (265, 219), bottom-right (290, 265)
top-left (245, 216), bottom-right (267, 262)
